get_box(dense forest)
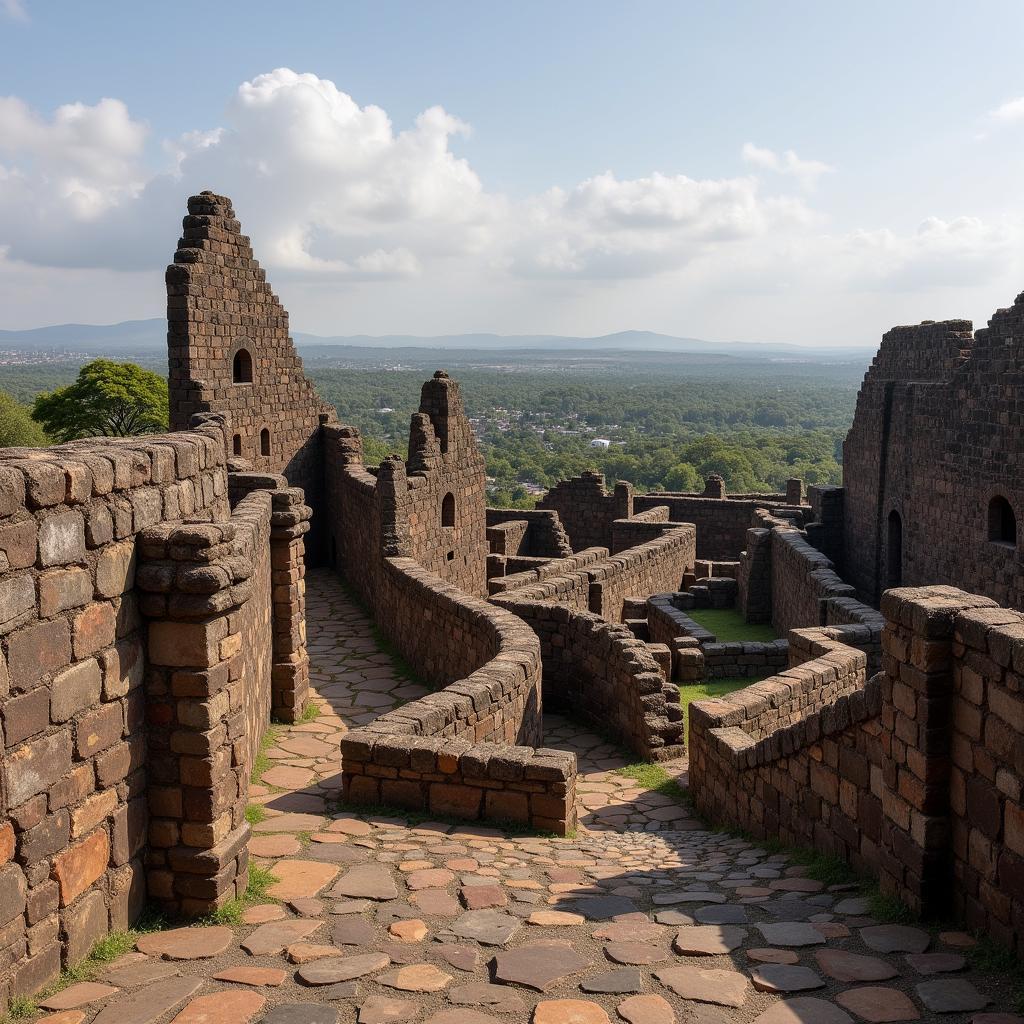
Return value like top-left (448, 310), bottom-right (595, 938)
top-left (0, 348), bottom-right (865, 507)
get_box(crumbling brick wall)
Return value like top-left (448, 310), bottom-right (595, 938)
top-left (633, 490), bottom-right (805, 561)
top-left (325, 373), bottom-right (489, 602)
top-left (689, 584), bottom-right (1024, 947)
top-left (737, 510), bottom-right (881, 639)
top-left (537, 472), bottom-right (632, 552)
top-left (486, 508), bottom-right (571, 558)
top-left (500, 526), bottom-right (696, 623)
top-left (166, 192), bottom-right (336, 558)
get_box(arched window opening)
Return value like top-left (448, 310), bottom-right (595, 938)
top-left (232, 348), bottom-right (253, 384)
top-left (260, 428), bottom-right (271, 457)
top-left (989, 495), bottom-right (1017, 547)
top-left (441, 492), bottom-right (455, 528)
top-left (886, 510), bottom-right (903, 588)
top-left (232, 434), bottom-right (242, 456)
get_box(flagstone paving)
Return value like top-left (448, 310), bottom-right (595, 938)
top-left (34, 571), bottom-right (1024, 1024)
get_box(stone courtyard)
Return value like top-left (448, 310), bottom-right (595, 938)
top-left (27, 571), bottom-right (1017, 1024)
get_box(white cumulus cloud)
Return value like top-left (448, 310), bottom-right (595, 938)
top-left (989, 95), bottom-right (1024, 123)
top-left (741, 143), bottom-right (834, 190)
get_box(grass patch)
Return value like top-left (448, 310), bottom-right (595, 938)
top-left (615, 761), bottom-right (690, 806)
top-left (205, 864), bottom-right (280, 926)
top-left (867, 888), bottom-right (916, 923)
top-left (300, 702), bottom-right (322, 722)
top-left (250, 724), bottom-right (282, 787)
top-left (245, 803), bottom-right (267, 825)
top-left (687, 607), bottom-right (778, 643)
top-left (679, 676), bottom-right (760, 734)
top-left (2, 996), bottom-right (37, 1022)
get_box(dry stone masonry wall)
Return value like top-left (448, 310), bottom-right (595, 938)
top-left (0, 416), bottom-right (312, 1002)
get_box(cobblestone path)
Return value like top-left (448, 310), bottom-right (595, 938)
top-left (41, 571), bottom-right (1019, 1024)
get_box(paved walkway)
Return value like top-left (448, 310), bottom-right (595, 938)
top-left (40, 570), bottom-right (1019, 1024)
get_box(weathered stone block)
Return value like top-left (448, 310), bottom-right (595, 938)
top-left (5, 731), bottom-right (72, 807)
top-left (72, 602), bottom-right (116, 658)
top-left (52, 829), bottom-right (110, 906)
top-left (64, 888), bottom-right (108, 965)
top-left (38, 510), bottom-right (86, 567)
top-left (6, 619), bottom-right (72, 690)
top-left (51, 658), bottom-right (102, 723)
top-left (75, 702), bottom-right (123, 759)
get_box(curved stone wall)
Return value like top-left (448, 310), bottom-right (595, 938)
top-left (339, 556), bottom-right (575, 834)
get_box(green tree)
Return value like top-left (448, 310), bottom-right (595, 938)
top-left (0, 391), bottom-right (48, 447)
top-left (32, 359), bottom-right (169, 442)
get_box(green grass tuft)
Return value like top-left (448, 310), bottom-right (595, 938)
top-left (679, 676), bottom-right (761, 734)
top-left (868, 889), bottom-right (916, 923)
top-left (246, 863), bottom-right (278, 902)
top-left (686, 607), bottom-right (779, 643)
top-left (250, 724), bottom-right (282, 786)
top-left (4, 996), bottom-right (37, 1021)
top-left (245, 803), bottom-right (267, 825)
top-left (205, 864), bottom-right (280, 926)
top-left (615, 762), bottom-right (690, 805)
top-left (300, 702), bottom-right (321, 722)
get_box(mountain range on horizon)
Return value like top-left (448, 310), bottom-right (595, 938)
top-left (0, 317), bottom-right (874, 361)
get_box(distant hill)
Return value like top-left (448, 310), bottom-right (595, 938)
top-left (0, 318), bottom-right (873, 361)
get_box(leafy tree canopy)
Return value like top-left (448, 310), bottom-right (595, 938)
top-left (32, 359), bottom-right (169, 442)
top-left (0, 391), bottom-right (48, 447)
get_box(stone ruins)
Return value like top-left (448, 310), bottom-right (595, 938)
top-left (2, 191), bottom-right (1024, 1016)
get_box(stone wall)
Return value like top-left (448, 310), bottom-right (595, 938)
top-left (494, 526), bottom-right (696, 623)
top-left (843, 298), bottom-right (1024, 609)
top-left (339, 557), bottom-right (575, 835)
top-left (325, 374), bottom-right (489, 601)
top-left (485, 508), bottom-right (571, 559)
top-left (610, 507), bottom-right (671, 553)
top-left (487, 547), bottom-right (609, 596)
top-left (737, 511), bottom-right (882, 643)
top-left (689, 584), bottom-right (1024, 944)
top-left (166, 192), bottom-right (336, 558)
top-left (0, 420), bottom-right (311, 1003)
top-left (633, 491), bottom-right (805, 561)
top-left (537, 472), bottom-right (632, 552)
top-left (492, 591), bottom-right (684, 761)
top-left (646, 592), bottom-right (789, 681)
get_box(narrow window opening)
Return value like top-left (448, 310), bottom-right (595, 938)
top-left (989, 495), bottom-right (1017, 547)
top-left (260, 427), bottom-right (271, 457)
top-left (232, 433), bottom-right (242, 456)
top-left (886, 510), bottom-right (903, 587)
top-left (232, 348), bottom-right (253, 384)
top-left (441, 491), bottom-right (455, 528)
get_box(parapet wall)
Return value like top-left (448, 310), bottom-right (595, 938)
top-left (323, 403), bottom-right (576, 835)
top-left (339, 556), bottom-right (575, 834)
top-left (485, 508), bottom-right (572, 559)
top-left (537, 472), bottom-right (633, 552)
top-left (492, 590), bottom-right (684, 761)
top-left (494, 525), bottom-right (695, 623)
top-left (690, 584), bottom-right (1024, 950)
top-left (633, 492), bottom-right (804, 561)
top-left (0, 423), bottom-right (312, 1003)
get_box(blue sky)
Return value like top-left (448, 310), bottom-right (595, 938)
top-left (2, 1), bottom-right (1024, 344)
